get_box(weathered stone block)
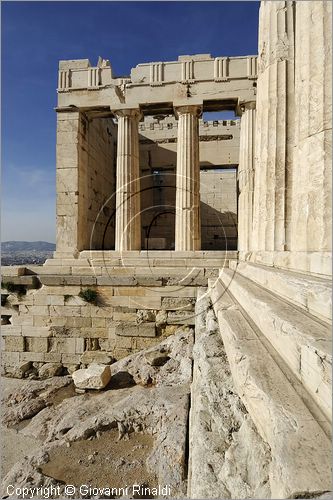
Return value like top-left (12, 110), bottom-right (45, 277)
top-left (26, 337), bottom-right (48, 353)
top-left (19, 352), bottom-right (45, 362)
top-left (22, 326), bottom-right (52, 338)
top-left (4, 336), bottom-right (25, 352)
top-left (2, 352), bottom-right (20, 364)
top-left (115, 322), bottom-right (156, 338)
top-left (167, 311), bottom-right (195, 325)
top-left (161, 297), bottom-right (195, 310)
top-left (72, 364), bottom-right (111, 389)
top-left (80, 351), bottom-right (113, 365)
top-left (49, 337), bottom-right (76, 354)
top-left (0, 326), bottom-right (22, 336)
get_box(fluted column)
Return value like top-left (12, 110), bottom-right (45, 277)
top-left (114, 108), bottom-right (141, 251)
top-left (291, 1), bottom-right (332, 253)
top-left (238, 102), bottom-right (256, 252)
top-left (174, 105), bottom-right (201, 251)
top-left (252, 1), bottom-right (295, 252)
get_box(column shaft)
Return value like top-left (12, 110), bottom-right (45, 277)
top-left (238, 105), bottom-right (256, 252)
top-left (291, 1), bottom-right (332, 252)
top-left (174, 105), bottom-right (201, 251)
top-left (252, 1), bottom-right (295, 252)
top-left (114, 109), bottom-right (141, 251)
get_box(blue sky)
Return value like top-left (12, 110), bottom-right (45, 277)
top-left (2, 1), bottom-right (259, 243)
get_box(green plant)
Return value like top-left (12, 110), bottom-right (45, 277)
top-left (1, 281), bottom-right (26, 296)
top-left (64, 294), bottom-right (72, 303)
top-left (79, 288), bottom-right (98, 305)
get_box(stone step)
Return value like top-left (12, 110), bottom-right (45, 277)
top-left (211, 290), bottom-right (331, 498)
top-left (219, 268), bottom-right (332, 421)
top-left (79, 250), bottom-right (238, 259)
top-left (229, 260), bottom-right (332, 321)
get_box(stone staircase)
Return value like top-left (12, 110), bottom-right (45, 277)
top-left (208, 262), bottom-right (332, 497)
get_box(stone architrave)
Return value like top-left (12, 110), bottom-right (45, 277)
top-left (114, 108), bottom-right (142, 251)
top-left (174, 105), bottom-right (202, 251)
top-left (238, 102), bottom-right (256, 252)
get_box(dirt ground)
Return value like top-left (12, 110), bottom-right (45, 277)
top-left (41, 429), bottom-right (157, 491)
top-left (1, 377), bottom-right (157, 492)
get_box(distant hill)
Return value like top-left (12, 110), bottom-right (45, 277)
top-left (2, 241), bottom-right (56, 252)
top-left (1, 241), bottom-right (56, 265)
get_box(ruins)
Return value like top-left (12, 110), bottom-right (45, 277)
top-left (1, 1), bottom-right (332, 498)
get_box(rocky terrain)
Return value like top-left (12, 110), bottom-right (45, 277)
top-left (1, 328), bottom-right (193, 499)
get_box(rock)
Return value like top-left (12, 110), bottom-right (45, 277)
top-left (19, 362), bottom-right (32, 376)
top-left (2, 377), bottom-right (72, 426)
top-left (136, 309), bottom-right (155, 324)
top-left (188, 290), bottom-right (271, 499)
top-left (80, 351), bottom-right (113, 365)
top-left (155, 310), bottom-right (167, 326)
top-left (144, 350), bottom-right (170, 367)
top-left (39, 363), bottom-right (63, 379)
top-left (63, 363), bottom-right (80, 375)
top-left (72, 364), bottom-right (111, 390)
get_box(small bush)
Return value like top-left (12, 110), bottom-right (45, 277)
top-left (1, 294), bottom-right (8, 306)
top-left (64, 294), bottom-right (72, 303)
top-left (79, 288), bottom-right (98, 305)
top-left (1, 281), bottom-right (26, 296)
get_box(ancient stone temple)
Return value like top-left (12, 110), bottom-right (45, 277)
top-left (1, 1), bottom-right (332, 498)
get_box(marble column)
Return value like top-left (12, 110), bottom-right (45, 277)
top-left (114, 108), bottom-right (142, 251)
top-left (238, 103), bottom-right (256, 252)
top-left (291, 1), bottom-right (332, 253)
top-left (174, 105), bottom-right (201, 251)
top-left (252, 1), bottom-right (295, 252)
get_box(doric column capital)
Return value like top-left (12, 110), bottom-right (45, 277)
top-left (112, 107), bottom-right (142, 121)
top-left (174, 104), bottom-right (202, 119)
top-left (239, 100), bottom-right (256, 114)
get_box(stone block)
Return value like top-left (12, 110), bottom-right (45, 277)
top-left (0, 326), bottom-right (22, 336)
top-left (97, 276), bottom-right (137, 286)
top-left (61, 353), bottom-right (80, 364)
top-left (19, 352), bottom-right (45, 362)
top-left (10, 314), bottom-right (33, 326)
top-left (80, 351), bottom-right (113, 365)
top-left (80, 327), bottom-right (108, 339)
top-left (49, 305), bottom-right (81, 317)
top-left (115, 322), bottom-right (156, 338)
top-left (72, 364), bottom-right (111, 389)
top-left (48, 295), bottom-right (65, 306)
top-left (71, 267), bottom-right (101, 276)
top-left (40, 276), bottom-right (65, 286)
top-left (4, 336), bottom-right (25, 352)
top-left (43, 352), bottom-right (62, 363)
top-left (161, 297), bottom-right (195, 310)
top-left (28, 306), bottom-right (50, 316)
top-left (22, 326), bottom-right (52, 338)
top-left (128, 296), bottom-right (161, 309)
top-left (33, 294), bottom-right (49, 306)
top-left (167, 311), bottom-right (196, 325)
top-left (49, 337), bottom-right (76, 354)
top-left (75, 338), bottom-right (85, 354)
top-left (65, 317), bottom-right (92, 328)
top-left (2, 352), bottom-right (20, 364)
top-left (112, 311), bottom-right (137, 322)
top-left (113, 286), bottom-right (146, 296)
top-left (91, 317), bottom-right (107, 327)
top-left (26, 337), bottom-right (49, 353)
